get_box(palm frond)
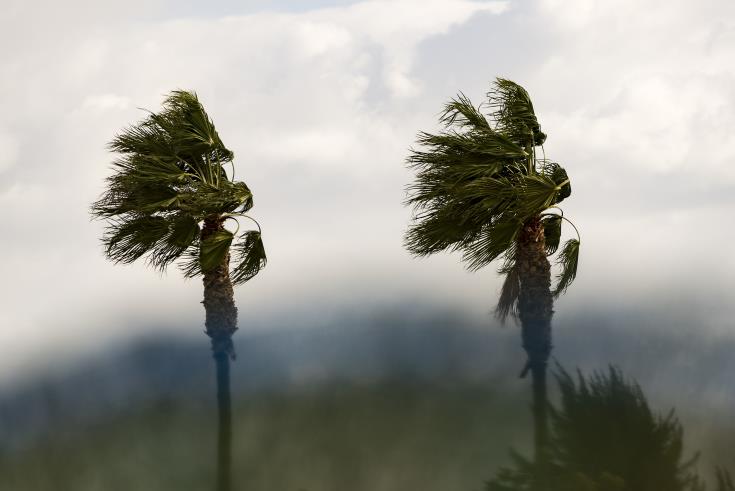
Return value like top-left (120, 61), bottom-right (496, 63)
top-left (231, 231), bottom-right (267, 285)
top-left (439, 92), bottom-right (490, 130)
top-left (539, 161), bottom-right (571, 203)
top-left (461, 217), bottom-right (521, 271)
top-left (460, 175), bottom-right (518, 208)
top-left (411, 130), bottom-right (527, 164)
top-left (553, 239), bottom-right (580, 297)
top-left (496, 260), bottom-right (520, 322)
top-left (177, 180), bottom-right (253, 215)
top-left (103, 215), bottom-right (170, 265)
top-left (147, 213), bottom-right (200, 269)
top-left (404, 163), bottom-right (504, 209)
top-left (179, 244), bottom-right (202, 279)
top-left (488, 78), bottom-right (546, 147)
top-left (542, 215), bottom-right (562, 255)
top-left (108, 90), bottom-right (232, 186)
top-left (157, 90), bottom-right (233, 163)
top-left (199, 229), bottom-right (234, 272)
top-left (716, 468), bottom-right (735, 491)
top-left (102, 213), bottom-right (201, 270)
top-left (404, 207), bottom-right (482, 257)
top-left (91, 176), bottom-right (180, 218)
top-left (112, 154), bottom-right (192, 185)
top-left (94, 90), bottom-right (266, 279)
top-left (516, 173), bottom-right (562, 216)
top-left (109, 116), bottom-right (175, 160)
top-left (404, 79), bottom-right (575, 280)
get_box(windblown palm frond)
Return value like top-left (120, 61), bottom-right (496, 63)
top-left (404, 78), bottom-right (581, 314)
top-left (231, 231), bottom-right (267, 285)
top-left (542, 215), bottom-right (562, 255)
top-left (716, 468), bottom-right (735, 491)
top-left (405, 140), bottom-right (569, 270)
top-left (488, 78), bottom-right (547, 147)
top-left (496, 262), bottom-right (521, 322)
top-left (539, 161), bottom-right (571, 203)
top-left (92, 90), bottom-right (265, 282)
top-left (488, 366), bottom-right (703, 491)
top-left (553, 239), bottom-right (580, 297)
top-left (439, 92), bottom-right (491, 130)
top-left (461, 216), bottom-right (521, 271)
top-left (199, 230), bottom-right (234, 272)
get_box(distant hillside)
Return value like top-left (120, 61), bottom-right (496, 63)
top-left (0, 307), bottom-right (733, 490)
top-left (0, 310), bottom-right (525, 451)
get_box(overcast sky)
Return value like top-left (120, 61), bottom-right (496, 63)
top-left (1, 0), bottom-right (734, 384)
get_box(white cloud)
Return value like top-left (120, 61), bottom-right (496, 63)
top-left (0, 132), bottom-right (19, 173)
top-left (81, 94), bottom-right (131, 111)
top-left (0, 0), bottom-right (507, 384)
top-left (0, 0), bottom-right (733, 384)
top-left (530, 0), bottom-right (735, 179)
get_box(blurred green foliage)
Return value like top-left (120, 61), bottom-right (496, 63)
top-left (2, 372), bottom-right (732, 491)
top-left (486, 367), bottom-right (734, 491)
top-left (0, 382), bottom-right (525, 491)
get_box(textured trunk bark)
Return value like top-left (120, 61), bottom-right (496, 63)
top-left (516, 215), bottom-right (553, 483)
top-left (201, 217), bottom-right (237, 491)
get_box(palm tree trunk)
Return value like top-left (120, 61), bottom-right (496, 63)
top-left (516, 216), bottom-right (553, 484)
top-left (213, 350), bottom-right (232, 491)
top-left (202, 218), bottom-right (238, 491)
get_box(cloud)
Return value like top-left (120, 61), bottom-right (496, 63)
top-left (0, 131), bottom-right (19, 173)
top-left (0, 0), bottom-right (509, 382)
top-left (80, 94), bottom-right (131, 112)
top-left (531, 0), bottom-right (735, 179)
top-left (0, 0), bottom-right (733, 385)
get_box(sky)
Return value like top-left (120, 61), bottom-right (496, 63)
top-left (1, 0), bottom-right (734, 385)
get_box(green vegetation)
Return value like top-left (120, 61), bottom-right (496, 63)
top-left (487, 367), bottom-right (734, 491)
top-left (1, 368), bottom-right (731, 491)
top-left (0, 382), bottom-right (525, 491)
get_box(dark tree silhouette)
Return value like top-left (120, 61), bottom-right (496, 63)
top-left (715, 468), bottom-right (735, 491)
top-left (486, 366), bottom-right (728, 491)
top-left (91, 91), bottom-right (266, 491)
top-left (403, 78), bottom-right (579, 472)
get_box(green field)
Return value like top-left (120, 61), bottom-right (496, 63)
top-left (0, 381), bottom-right (529, 491)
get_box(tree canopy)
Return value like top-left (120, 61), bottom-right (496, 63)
top-left (91, 90), bottom-right (266, 285)
top-left (404, 79), bottom-right (579, 316)
top-left (487, 366), bottom-right (709, 491)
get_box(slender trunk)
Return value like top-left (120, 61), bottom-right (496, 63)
top-left (516, 216), bottom-right (553, 484)
top-left (214, 351), bottom-right (232, 491)
top-left (202, 218), bottom-right (238, 491)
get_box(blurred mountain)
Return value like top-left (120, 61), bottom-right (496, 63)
top-left (0, 308), bottom-right (524, 451)
top-left (0, 307), bottom-right (733, 490)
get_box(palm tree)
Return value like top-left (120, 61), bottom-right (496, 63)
top-left (91, 90), bottom-right (266, 491)
top-left (403, 78), bottom-right (580, 471)
top-left (487, 366), bottom-right (705, 491)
